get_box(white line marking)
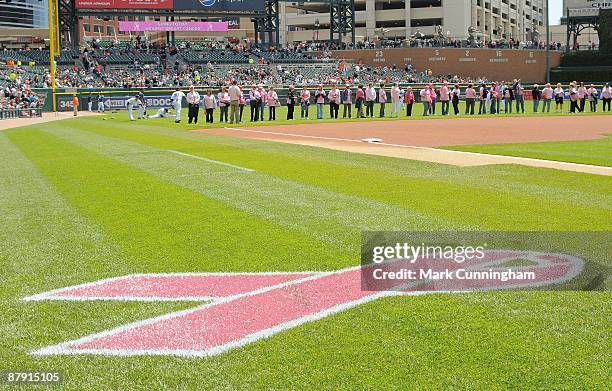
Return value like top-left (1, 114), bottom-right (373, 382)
top-left (222, 127), bottom-right (612, 174)
top-left (166, 150), bottom-right (254, 172)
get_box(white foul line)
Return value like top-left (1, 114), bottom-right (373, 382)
top-left (167, 150), bottom-right (254, 172)
top-left (222, 127), bottom-right (612, 175)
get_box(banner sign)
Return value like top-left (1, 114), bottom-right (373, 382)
top-left (564, 0), bottom-right (612, 15)
top-left (76, 0), bottom-right (173, 9)
top-left (119, 21), bottom-right (229, 32)
top-left (174, 0), bottom-right (265, 11)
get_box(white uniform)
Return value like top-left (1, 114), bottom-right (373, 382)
top-left (97, 95), bottom-right (105, 112)
top-left (170, 90), bottom-right (186, 122)
top-left (148, 108), bottom-right (169, 118)
top-left (126, 97), bottom-right (139, 121)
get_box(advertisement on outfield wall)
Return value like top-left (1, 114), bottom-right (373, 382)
top-left (76, 0), bottom-right (173, 9)
top-left (118, 21), bottom-right (228, 32)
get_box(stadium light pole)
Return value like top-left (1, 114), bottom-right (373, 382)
top-left (545, 0), bottom-right (550, 83)
top-left (47, 0), bottom-right (59, 113)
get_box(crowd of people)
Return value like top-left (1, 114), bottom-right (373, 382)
top-left (120, 80), bottom-right (611, 125)
top-left (0, 86), bottom-right (44, 118)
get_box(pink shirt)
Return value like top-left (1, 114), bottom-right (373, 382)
top-left (601, 87), bottom-right (612, 99)
top-left (439, 86), bottom-right (449, 101)
top-left (390, 86), bottom-right (400, 102)
top-left (465, 88), bottom-right (476, 99)
top-left (365, 87), bottom-right (376, 101)
top-left (301, 90), bottom-right (310, 102)
top-left (356, 88), bottom-right (365, 100)
top-left (429, 88), bottom-right (437, 100)
top-left (268, 90), bottom-right (279, 106)
top-left (577, 86), bottom-right (587, 99)
top-left (203, 94), bottom-right (216, 109)
top-left (404, 90), bottom-right (414, 104)
top-left (315, 89), bottom-right (326, 104)
top-left (542, 87), bottom-right (553, 99)
top-left (343, 89), bottom-right (352, 104)
top-left (378, 88), bottom-right (387, 103)
top-left (419, 88), bottom-right (431, 103)
top-left (328, 89), bottom-right (341, 104)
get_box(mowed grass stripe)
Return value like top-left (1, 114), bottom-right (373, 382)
top-left (444, 136), bottom-right (612, 167)
top-left (7, 129), bottom-right (349, 272)
top-left (0, 132), bottom-right (191, 372)
top-left (76, 117), bottom-right (611, 230)
top-left (38, 122), bottom-right (461, 252)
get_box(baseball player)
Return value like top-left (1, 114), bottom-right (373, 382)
top-left (170, 88), bottom-right (186, 123)
top-left (148, 107), bottom-right (170, 119)
top-left (126, 95), bottom-right (139, 121)
top-left (97, 93), bottom-right (105, 112)
top-left (137, 89), bottom-right (146, 119)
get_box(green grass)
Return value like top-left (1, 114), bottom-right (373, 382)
top-left (444, 135), bottom-right (612, 167)
top-left (0, 114), bottom-right (610, 390)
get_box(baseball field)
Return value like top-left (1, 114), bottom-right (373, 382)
top-left (0, 106), bottom-right (610, 389)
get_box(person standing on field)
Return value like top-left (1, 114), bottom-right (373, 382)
top-left (249, 85), bottom-right (260, 122)
top-left (390, 83), bottom-right (401, 118)
top-left (429, 84), bottom-right (437, 115)
top-left (72, 94), bottom-right (79, 116)
top-left (554, 83), bottom-right (565, 112)
top-left (569, 82), bottom-right (579, 113)
top-left (465, 84), bottom-right (476, 115)
top-left (186, 86), bottom-right (200, 124)
top-left (300, 86), bottom-right (310, 119)
top-left (228, 80), bottom-right (241, 124)
top-left (601, 83), bottom-right (611, 111)
top-left (365, 83), bottom-right (376, 117)
top-left (478, 84), bottom-right (487, 115)
top-left (217, 87), bottom-right (230, 123)
top-left (87, 93), bottom-right (93, 112)
top-left (355, 84), bottom-right (365, 118)
top-left (258, 85), bottom-right (267, 121)
top-left (286, 85), bottom-right (296, 120)
top-left (531, 84), bottom-right (541, 113)
top-left (203, 89), bottom-right (216, 123)
top-left (419, 85), bottom-right (431, 116)
top-left (97, 93), bottom-right (105, 112)
top-left (342, 84), bottom-right (352, 119)
top-left (577, 82), bottom-right (587, 112)
top-left (328, 84), bottom-right (340, 119)
top-left (514, 79), bottom-right (525, 113)
top-left (267, 86), bottom-right (279, 121)
top-left (314, 85), bottom-right (325, 119)
top-left (378, 84), bottom-right (387, 118)
top-left (439, 82), bottom-right (449, 115)
top-left (451, 84), bottom-right (460, 115)
top-left (587, 84), bottom-right (598, 112)
top-left (170, 88), bottom-right (185, 123)
top-left (541, 83), bottom-right (553, 113)
top-left (126, 95), bottom-right (139, 121)
top-left (405, 86), bottom-right (414, 117)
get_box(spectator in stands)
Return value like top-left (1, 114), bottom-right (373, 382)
top-left (300, 86), bottom-right (311, 119)
top-left (541, 83), bottom-right (553, 113)
top-left (531, 84), bottom-right (541, 113)
top-left (267, 86), bottom-right (279, 120)
top-left (204, 88), bottom-right (216, 123)
top-left (286, 85), bottom-right (296, 120)
top-left (554, 83), bottom-right (565, 113)
top-left (601, 83), bottom-right (611, 112)
top-left (378, 84), bottom-right (387, 118)
top-left (314, 85), bottom-right (325, 120)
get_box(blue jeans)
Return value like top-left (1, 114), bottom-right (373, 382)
top-left (316, 103), bottom-right (324, 119)
top-left (422, 101), bottom-right (430, 116)
top-left (516, 96), bottom-right (525, 113)
top-left (441, 100), bottom-right (449, 115)
top-left (542, 99), bottom-right (551, 112)
top-left (533, 99), bottom-right (539, 113)
top-left (478, 100), bottom-right (486, 114)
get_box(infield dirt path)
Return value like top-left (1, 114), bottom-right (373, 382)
top-left (0, 111), bottom-right (99, 131)
top-left (196, 115), bottom-right (612, 176)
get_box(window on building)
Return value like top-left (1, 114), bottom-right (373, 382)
top-left (411, 0), bottom-right (441, 9)
top-left (410, 18), bottom-right (442, 27)
top-left (107, 26), bottom-right (114, 35)
top-left (83, 24), bottom-right (90, 32)
top-left (93, 25), bottom-right (103, 33)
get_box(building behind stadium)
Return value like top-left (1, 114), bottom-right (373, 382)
top-left (280, 0), bottom-right (547, 43)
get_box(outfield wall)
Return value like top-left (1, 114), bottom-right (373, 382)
top-left (326, 48), bottom-right (562, 83)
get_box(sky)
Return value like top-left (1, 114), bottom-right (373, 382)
top-left (550, 0), bottom-right (564, 25)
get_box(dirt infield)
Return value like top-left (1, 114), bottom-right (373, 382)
top-left (0, 111), bottom-right (99, 131)
top-left (195, 115), bottom-right (612, 176)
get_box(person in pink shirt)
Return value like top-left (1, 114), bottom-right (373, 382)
top-left (300, 86), bottom-right (311, 119)
top-left (429, 85), bottom-right (437, 115)
top-left (267, 86), bottom-right (279, 120)
top-left (541, 83), bottom-right (553, 113)
top-left (465, 84), bottom-right (476, 115)
top-left (355, 84), bottom-right (365, 118)
top-left (314, 85), bottom-right (326, 119)
top-left (404, 86), bottom-right (414, 117)
top-left (587, 84), bottom-right (598, 112)
top-left (601, 83), bottom-right (611, 111)
top-left (342, 84), bottom-right (352, 118)
top-left (378, 84), bottom-right (387, 117)
top-left (439, 81), bottom-right (450, 115)
top-left (365, 83), bottom-right (376, 117)
top-left (328, 84), bottom-right (340, 119)
top-left (577, 81), bottom-right (587, 112)
top-left (249, 85), bottom-right (261, 122)
top-left (390, 83), bottom-right (401, 118)
top-left (258, 85), bottom-right (268, 121)
top-left (217, 87), bottom-right (230, 123)
top-left (203, 88), bottom-right (217, 123)
top-left (569, 81), bottom-right (579, 113)
top-left (419, 85), bottom-right (431, 116)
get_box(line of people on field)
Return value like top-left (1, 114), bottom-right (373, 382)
top-left (136, 81), bottom-right (612, 123)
